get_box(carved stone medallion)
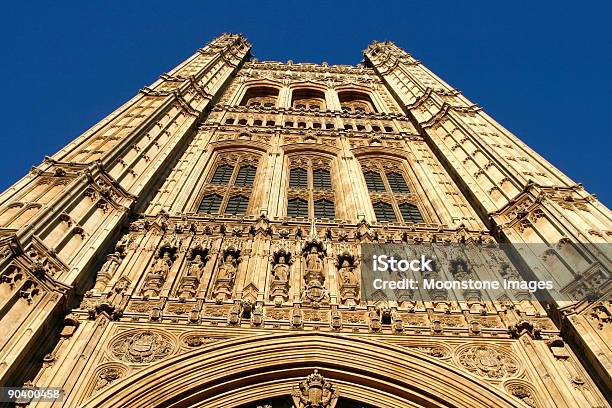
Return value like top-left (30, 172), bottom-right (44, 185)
top-left (456, 345), bottom-right (520, 379)
top-left (109, 330), bottom-right (175, 364)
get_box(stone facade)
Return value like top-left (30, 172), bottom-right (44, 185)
top-left (0, 34), bottom-right (610, 407)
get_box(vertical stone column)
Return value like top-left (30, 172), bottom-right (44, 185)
top-left (0, 34), bottom-right (252, 387)
top-left (365, 40), bottom-right (612, 398)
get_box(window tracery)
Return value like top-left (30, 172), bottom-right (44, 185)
top-left (361, 159), bottom-right (424, 224)
top-left (240, 86), bottom-right (279, 108)
top-left (291, 89), bottom-right (327, 111)
top-left (197, 152), bottom-right (260, 215)
top-left (287, 156), bottom-right (335, 219)
top-left (338, 91), bottom-right (377, 113)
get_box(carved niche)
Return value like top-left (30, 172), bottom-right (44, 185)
top-left (269, 248), bottom-right (292, 305)
top-left (301, 240), bottom-right (329, 307)
top-left (291, 369), bottom-right (338, 408)
top-left (94, 252), bottom-right (122, 292)
top-left (336, 251), bottom-right (360, 306)
top-left (142, 237), bottom-right (180, 297)
top-left (176, 243), bottom-right (210, 298)
top-left (212, 246), bottom-right (240, 301)
top-left (109, 329), bottom-right (174, 364)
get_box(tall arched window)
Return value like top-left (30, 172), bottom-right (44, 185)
top-left (197, 154), bottom-right (260, 215)
top-left (211, 164), bottom-right (233, 185)
top-left (291, 89), bottom-right (327, 111)
top-left (235, 165), bottom-right (256, 186)
top-left (364, 171), bottom-right (385, 192)
top-left (312, 169), bottom-right (332, 190)
top-left (399, 203), bottom-right (423, 224)
top-left (226, 195), bottom-right (249, 215)
top-left (287, 157), bottom-right (335, 219)
top-left (289, 168), bottom-right (308, 188)
top-left (386, 172), bottom-right (409, 193)
top-left (338, 91), bottom-right (377, 113)
top-left (240, 86), bottom-right (279, 108)
top-left (361, 160), bottom-right (424, 224)
top-left (314, 199), bottom-right (335, 218)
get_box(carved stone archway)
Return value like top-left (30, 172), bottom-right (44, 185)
top-left (82, 332), bottom-right (522, 408)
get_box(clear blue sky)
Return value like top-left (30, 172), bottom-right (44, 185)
top-left (1, 1), bottom-right (610, 206)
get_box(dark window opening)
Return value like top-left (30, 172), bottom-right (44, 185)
top-left (312, 169), bottom-right (332, 190)
top-left (387, 172), bottom-right (410, 193)
top-left (211, 164), bottom-right (233, 185)
top-left (314, 199), bottom-right (335, 218)
top-left (399, 203), bottom-right (424, 223)
top-left (287, 198), bottom-right (308, 218)
top-left (364, 171), bottom-right (385, 192)
top-left (198, 194), bottom-right (222, 213)
top-left (235, 165), bottom-right (256, 186)
top-left (373, 202), bottom-right (396, 222)
top-left (289, 168), bottom-right (308, 188)
top-left (226, 195), bottom-right (249, 215)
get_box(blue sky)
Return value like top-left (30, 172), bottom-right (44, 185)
top-left (1, 1), bottom-right (610, 206)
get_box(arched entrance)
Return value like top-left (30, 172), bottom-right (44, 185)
top-left (82, 332), bottom-right (521, 407)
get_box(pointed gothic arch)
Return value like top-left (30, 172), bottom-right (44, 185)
top-left (82, 332), bottom-right (522, 408)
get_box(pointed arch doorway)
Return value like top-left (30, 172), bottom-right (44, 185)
top-left (82, 332), bottom-right (522, 408)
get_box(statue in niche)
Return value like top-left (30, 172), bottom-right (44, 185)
top-left (177, 253), bottom-right (207, 298)
top-left (186, 254), bottom-right (205, 278)
top-left (273, 255), bottom-right (290, 282)
top-left (270, 251), bottom-right (292, 305)
top-left (213, 249), bottom-right (240, 301)
top-left (94, 252), bottom-right (122, 292)
top-left (142, 251), bottom-right (173, 297)
top-left (337, 252), bottom-right (360, 306)
top-left (339, 260), bottom-right (358, 285)
top-left (305, 247), bottom-right (323, 272)
top-left (217, 253), bottom-right (237, 280)
top-left (302, 243), bottom-right (329, 307)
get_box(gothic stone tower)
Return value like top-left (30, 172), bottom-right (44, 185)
top-left (0, 34), bottom-right (610, 407)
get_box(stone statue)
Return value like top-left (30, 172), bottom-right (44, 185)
top-left (186, 254), bottom-right (205, 278)
top-left (305, 247), bottom-right (323, 272)
top-left (217, 254), bottom-right (237, 281)
top-left (339, 260), bottom-right (357, 285)
top-left (272, 255), bottom-right (289, 282)
top-left (152, 252), bottom-right (172, 279)
top-left (142, 251), bottom-right (172, 297)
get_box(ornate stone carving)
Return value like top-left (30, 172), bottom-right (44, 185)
top-left (142, 247), bottom-right (174, 297)
top-left (291, 370), bottom-right (338, 408)
top-left (94, 252), bottom-right (122, 292)
top-left (92, 364), bottom-right (127, 393)
top-left (456, 345), bottom-right (520, 379)
top-left (336, 251), bottom-right (360, 306)
top-left (213, 248), bottom-right (240, 301)
top-left (301, 241), bottom-right (329, 307)
top-left (505, 381), bottom-right (538, 408)
top-left (176, 251), bottom-right (207, 298)
top-left (109, 330), bottom-right (174, 364)
top-left (269, 249), bottom-right (292, 305)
